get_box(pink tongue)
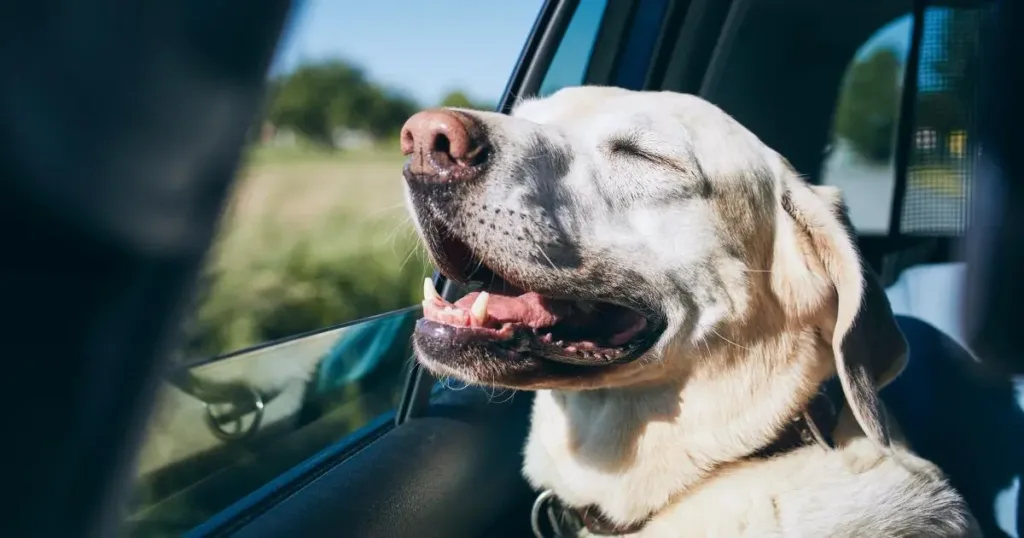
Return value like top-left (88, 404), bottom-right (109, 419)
top-left (454, 291), bottom-right (569, 328)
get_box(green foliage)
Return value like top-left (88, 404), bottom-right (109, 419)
top-left (188, 64), bottom-right (491, 358)
top-left (439, 89), bottom-right (493, 110)
top-left (182, 207), bottom-right (430, 359)
top-left (266, 60), bottom-right (418, 146)
top-left (833, 48), bottom-right (903, 163)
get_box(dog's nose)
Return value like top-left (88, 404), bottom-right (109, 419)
top-left (400, 110), bottom-right (489, 181)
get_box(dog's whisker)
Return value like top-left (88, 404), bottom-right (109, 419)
top-left (440, 375), bottom-right (470, 392)
top-left (397, 244), bottom-right (423, 274)
top-left (536, 244), bottom-right (557, 271)
top-left (710, 327), bottom-right (750, 350)
top-left (364, 201), bottom-right (409, 220)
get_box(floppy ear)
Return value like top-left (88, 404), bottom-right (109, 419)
top-left (780, 174), bottom-right (908, 450)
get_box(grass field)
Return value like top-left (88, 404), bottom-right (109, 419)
top-left (182, 144), bottom-right (432, 359)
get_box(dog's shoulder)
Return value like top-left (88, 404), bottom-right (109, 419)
top-left (644, 438), bottom-right (980, 538)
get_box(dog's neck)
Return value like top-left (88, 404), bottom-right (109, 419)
top-left (522, 327), bottom-right (835, 527)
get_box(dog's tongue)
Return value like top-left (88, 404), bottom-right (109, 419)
top-left (453, 291), bottom-right (569, 328)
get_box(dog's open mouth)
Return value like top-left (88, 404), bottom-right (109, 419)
top-left (417, 236), bottom-right (659, 366)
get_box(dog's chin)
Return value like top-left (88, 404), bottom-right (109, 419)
top-left (413, 318), bottom-right (663, 390)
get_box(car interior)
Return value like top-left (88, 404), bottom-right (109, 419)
top-left (4, 0), bottom-right (1022, 537)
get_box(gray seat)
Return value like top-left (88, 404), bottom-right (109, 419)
top-left (883, 262), bottom-right (1024, 538)
top-left (886, 262), bottom-right (971, 354)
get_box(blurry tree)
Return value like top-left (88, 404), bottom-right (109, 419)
top-left (267, 60), bottom-right (419, 147)
top-left (834, 48), bottom-right (903, 163)
top-left (439, 89), bottom-right (493, 110)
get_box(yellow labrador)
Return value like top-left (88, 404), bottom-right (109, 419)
top-left (400, 86), bottom-right (980, 537)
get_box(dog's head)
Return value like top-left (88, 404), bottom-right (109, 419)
top-left (402, 86), bottom-right (907, 448)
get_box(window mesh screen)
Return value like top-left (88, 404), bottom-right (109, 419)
top-left (899, 5), bottom-right (992, 235)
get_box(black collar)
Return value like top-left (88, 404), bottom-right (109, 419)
top-left (531, 378), bottom-right (843, 537)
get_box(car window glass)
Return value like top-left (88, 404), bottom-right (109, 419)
top-left (822, 5), bottom-right (988, 236)
top-left (898, 5), bottom-right (989, 236)
top-left (539, 0), bottom-right (609, 97)
top-left (820, 15), bottom-right (912, 234)
top-left (124, 1), bottom-right (543, 535)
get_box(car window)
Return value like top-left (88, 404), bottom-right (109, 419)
top-left (821, 5), bottom-right (989, 236)
top-left (820, 15), bottom-right (912, 233)
top-left (897, 5), bottom-right (989, 236)
top-left (124, 1), bottom-right (543, 535)
top-left (538, 0), bottom-right (609, 97)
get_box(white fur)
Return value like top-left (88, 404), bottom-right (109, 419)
top-left (408, 86), bottom-right (980, 537)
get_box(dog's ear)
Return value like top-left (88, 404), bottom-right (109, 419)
top-left (778, 172), bottom-right (908, 450)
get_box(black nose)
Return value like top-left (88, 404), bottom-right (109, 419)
top-left (400, 109), bottom-right (489, 182)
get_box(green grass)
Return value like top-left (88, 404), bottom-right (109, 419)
top-left (181, 143), bottom-right (430, 359)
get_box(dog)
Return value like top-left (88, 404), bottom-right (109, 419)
top-left (400, 86), bottom-right (980, 537)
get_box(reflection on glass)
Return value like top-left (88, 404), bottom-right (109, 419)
top-left (125, 308), bottom-right (419, 537)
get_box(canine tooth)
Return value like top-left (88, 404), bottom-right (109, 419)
top-left (470, 292), bottom-right (489, 324)
top-left (423, 278), bottom-right (440, 302)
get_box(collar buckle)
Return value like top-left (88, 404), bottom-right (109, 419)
top-left (531, 490), bottom-right (583, 538)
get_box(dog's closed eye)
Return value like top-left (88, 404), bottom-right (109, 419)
top-left (608, 136), bottom-right (687, 176)
top-left (608, 136), bottom-right (654, 160)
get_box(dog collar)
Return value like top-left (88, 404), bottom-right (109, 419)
top-left (754, 377), bottom-right (841, 458)
top-left (530, 378), bottom-right (843, 537)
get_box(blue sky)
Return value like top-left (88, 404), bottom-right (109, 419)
top-left (272, 2), bottom-right (934, 106)
top-left (861, 16), bottom-right (912, 60)
top-left (271, 0), bottom-right (545, 106)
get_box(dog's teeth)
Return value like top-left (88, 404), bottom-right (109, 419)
top-left (423, 278), bottom-right (440, 302)
top-left (470, 292), bottom-right (489, 324)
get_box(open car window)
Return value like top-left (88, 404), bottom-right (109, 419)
top-left (124, 2), bottom-right (544, 535)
